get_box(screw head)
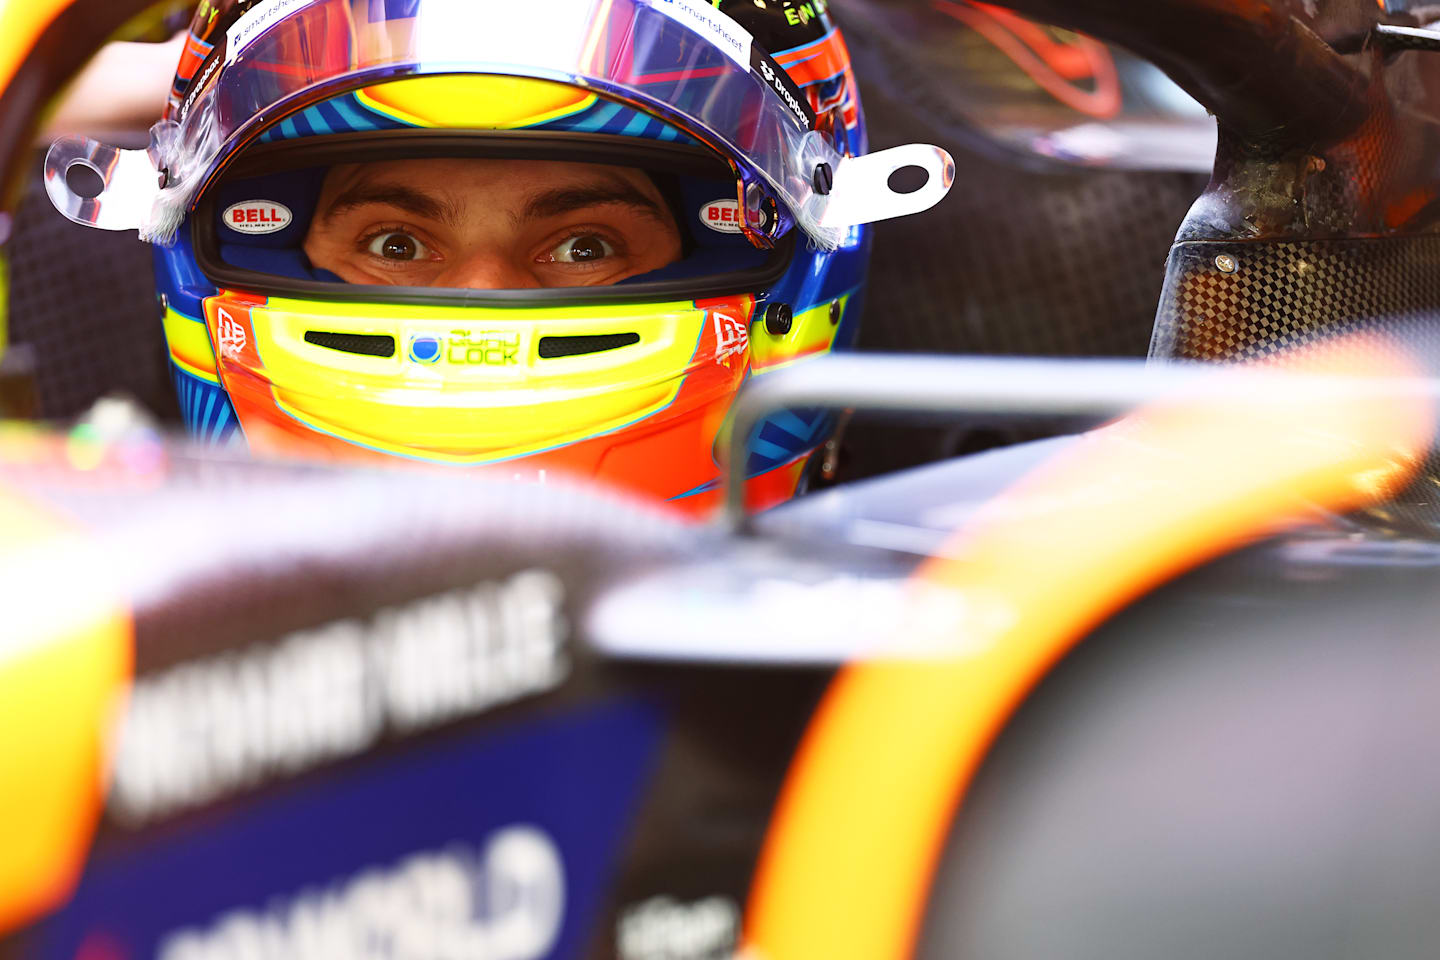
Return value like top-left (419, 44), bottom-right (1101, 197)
top-left (1215, 253), bottom-right (1239, 274)
top-left (757, 202), bottom-right (776, 235)
top-left (829, 300), bottom-right (841, 325)
top-left (765, 302), bottom-right (794, 337)
top-left (812, 162), bottom-right (834, 196)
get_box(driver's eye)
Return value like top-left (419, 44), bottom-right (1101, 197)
top-left (368, 231), bottom-right (430, 261)
top-left (548, 234), bottom-right (615, 264)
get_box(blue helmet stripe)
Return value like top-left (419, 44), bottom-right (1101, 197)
top-left (198, 389), bottom-right (217, 432)
top-left (208, 400), bottom-right (234, 443)
top-left (330, 95), bottom-right (383, 132)
top-left (307, 102), bottom-right (339, 136)
top-left (567, 101), bottom-right (624, 132)
top-left (620, 111), bottom-right (653, 137)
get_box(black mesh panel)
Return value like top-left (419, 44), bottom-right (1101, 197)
top-left (7, 149), bottom-right (178, 421)
top-left (303, 331), bottom-right (397, 357)
top-left (538, 333), bottom-right (641, 358)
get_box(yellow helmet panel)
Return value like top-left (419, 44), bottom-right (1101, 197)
top-left (356, 75), bottom-right (598, 130)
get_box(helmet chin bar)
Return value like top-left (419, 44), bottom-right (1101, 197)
top-left (46, 127), bottom-right (956, 248)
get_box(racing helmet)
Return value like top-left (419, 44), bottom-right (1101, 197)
top-left (46, 0), bottom-right (953, 515)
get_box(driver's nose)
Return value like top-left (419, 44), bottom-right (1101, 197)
top-left (434, 248), bottom-right (539, 290)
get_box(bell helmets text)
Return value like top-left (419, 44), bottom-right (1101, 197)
top-left (224, 200), bottom-right (294, 235)
top-left (699, 199), bottom-right (744, 234)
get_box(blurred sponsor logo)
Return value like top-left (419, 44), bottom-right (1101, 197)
top-left (110, 571), bottom-right (568, 825)
top-left (159, 825), bottom-right (564, 960)
top-left (618, 896), bottom-right (738, 960)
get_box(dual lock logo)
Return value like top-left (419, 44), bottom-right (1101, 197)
top-left (407, 330), bottom-right (522, 366)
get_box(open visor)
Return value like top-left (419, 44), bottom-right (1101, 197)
top-left (45, 0), bottom-right (954, 250)
top-left (191, 126), bottom-right (798, 300)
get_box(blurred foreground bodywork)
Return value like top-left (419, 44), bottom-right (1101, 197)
top-left (0, 348), bottom-right (1436, 960)
top-left (832, 0), bottom-right (1218, 172)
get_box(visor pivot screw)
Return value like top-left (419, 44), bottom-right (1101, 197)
top-left (765, 303), bottom-right (794, 337)
top-left (813, 162), bottom-right (834, 196)
top-left (759, 204), bottom-right (776, 234)
top-left (829, 301), bottom-right (841, 325)
top-left (1215, 253), bottom-right (1238, 274)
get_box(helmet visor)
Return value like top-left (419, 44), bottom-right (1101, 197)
top-left (193, 122), bottom-right (796, 301)
top-left (46, 0), bottom-right (952, 248)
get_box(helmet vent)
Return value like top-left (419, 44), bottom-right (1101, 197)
top-left (538, 333), bottom-right (640, 358)
top-left (303, 331), bottom-right (397, 358)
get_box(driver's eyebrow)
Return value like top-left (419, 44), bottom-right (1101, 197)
top-left (518, 181), bottom-right (669, 227)
top-left (321, 181), bottom-right (462, 227)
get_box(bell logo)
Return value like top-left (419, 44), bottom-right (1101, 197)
top-left (699, 198), bottom-right (744, 234)
top-left (223, 199), bottom-right (294, 235)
